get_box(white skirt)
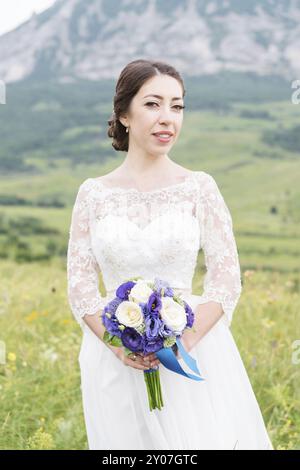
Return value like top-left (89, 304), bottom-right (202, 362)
top-left (78, 293), bottom-right (274, 450)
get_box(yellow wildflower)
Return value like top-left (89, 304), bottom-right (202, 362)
top-left (25, 311), bottom-right (39, 322)
top-left (8, 352), bottom-right (16, 362)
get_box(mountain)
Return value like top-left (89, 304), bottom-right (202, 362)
top-left (0, 0), bottom-right (299, 84)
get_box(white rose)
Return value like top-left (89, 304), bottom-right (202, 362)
top-left (160, 297), bottom-right (187, 333)
top-left (128, 279), bottom-right (153, 304)
top-left (115, 301), bottom-right (144, 329)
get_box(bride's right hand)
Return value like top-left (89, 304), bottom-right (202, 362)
top-left (111, 346), bottom-right (160, 371)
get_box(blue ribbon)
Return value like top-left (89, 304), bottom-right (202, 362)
top-left (155, 338), bottom-right (205, 381)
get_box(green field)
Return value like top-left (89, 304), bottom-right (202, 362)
top-left (0, 75), bottom-right (299, 449)
top-left (0, 260), bottom-right (299, 449)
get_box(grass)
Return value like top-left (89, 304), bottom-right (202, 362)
top-left (0, 258), bottom-right (299, 449)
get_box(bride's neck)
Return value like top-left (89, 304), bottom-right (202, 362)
top-left (119, 153), bottom-right (174, 178)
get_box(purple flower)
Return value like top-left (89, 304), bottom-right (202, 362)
top-left (153, 278), bottom-right (174, 297)
top-left (146, 292), bottom-right (162, 317)
top-left (105, 297), bottom-right (122, 315)
top-left (184, 301), bottom-right (195, 328)
top-left (139, 302), bottom-right (149, 317)
top-left (101, 310), bottom-right (122, 338)
top-left (121, 327), bottom-right (144, 353)
top-left (145, 315), bottom-right (162, 339)
top-left (163, 287), bottom-right (175, 297)
top-left (158, 322), bottom-right (175, 338)
top-left (116, 281), bottom-right (136, 300)
top-left (142, 335), bottom-right (164, 354)
top-left (101, 298), bottom-right (123, 337)
top-left (100, 297), bottom-right (123, 337)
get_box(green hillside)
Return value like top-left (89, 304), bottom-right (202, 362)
top-left (0, 73), bottom-right (298, 272)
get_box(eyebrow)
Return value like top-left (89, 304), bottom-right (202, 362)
top-left (143, 94), bottom-right (183, 101)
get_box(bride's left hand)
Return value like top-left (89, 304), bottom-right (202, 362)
top-left (137, 352), bottom-right (160, 368)
top-left (172, 335), bottom-right (192, 360)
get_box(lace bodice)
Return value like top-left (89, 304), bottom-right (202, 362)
top-left (67, 171), bottom-right (242, 330)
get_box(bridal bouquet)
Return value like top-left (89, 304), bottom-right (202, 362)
top-left (101, 276), bottom-right (204, 411)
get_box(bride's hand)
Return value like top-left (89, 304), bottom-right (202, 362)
top-left (173, 336), bottom-right (191, 360)
top-left (111, 346), bottom-right (160, 371)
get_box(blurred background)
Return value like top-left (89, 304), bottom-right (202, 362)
top-left (0, 0), bottom-right (299, 450)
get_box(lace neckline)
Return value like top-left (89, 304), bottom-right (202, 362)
top-left (92, 171), bottom-right (198, 195)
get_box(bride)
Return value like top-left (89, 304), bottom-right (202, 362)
top-left (67, 59), bottom-right (274, 450)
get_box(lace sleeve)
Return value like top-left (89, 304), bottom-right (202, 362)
top-left (67, 179), bottom-right (106, 328)
top-left (197, 173), bottom-right (242, 327)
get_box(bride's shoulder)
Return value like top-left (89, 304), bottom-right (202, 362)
top-left (74, 177), bottom-right (102, 201)
top-left (92, 171), bottom-right (127, 189)
top-left (194, 171), bottom-right (223, 201)
top-left (78, 177), bottom-right (97, 192)
top-left (194, 170), bottom-right (217, 186)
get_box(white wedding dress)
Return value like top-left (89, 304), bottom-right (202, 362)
top-left (67, 170), bottom-right (273, 450)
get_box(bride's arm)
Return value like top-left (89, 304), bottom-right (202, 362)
top-left (180, 173), bottom-right (242, 354)
top-left (82, 311), bottom-right (120, 354)
top-left (178, 302), bottom-right (223, 356)
top-left (81, 311), bottom-right (122, 356)
top-left (67, 180), bottom-right (108, 330)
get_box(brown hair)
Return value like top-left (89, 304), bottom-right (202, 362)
top-left (107, 59), bottom-right (186, 152)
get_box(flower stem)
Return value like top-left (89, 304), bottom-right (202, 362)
top-left (144, 368), bottom-right (164, 411)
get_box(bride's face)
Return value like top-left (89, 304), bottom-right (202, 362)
top-left (123, 75), bottom-right (185, 155)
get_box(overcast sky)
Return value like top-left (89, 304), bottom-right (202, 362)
top-left (0, 0), bottom-right (56, 36)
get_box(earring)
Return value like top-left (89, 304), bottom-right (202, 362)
top-left (126, 127), bottom-right (129, 133)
